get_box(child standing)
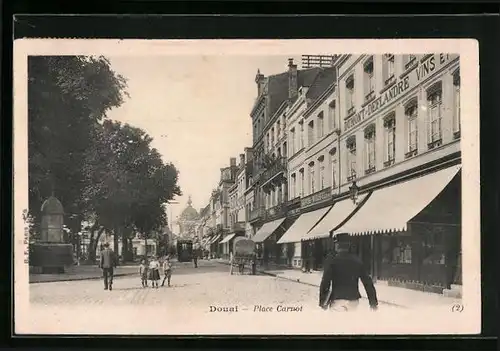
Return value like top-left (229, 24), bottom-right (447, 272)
top-left (161, 256), bottom-right (173, 287)
top-left (149, 256), bottom-right (160, 288)
top-left (139, 259), bottom-right (148, 287)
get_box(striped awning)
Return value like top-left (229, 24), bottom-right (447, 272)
top-left (252, 217), bottom-right (286, 243)
top-left (333, 165), bottom-right (461, 236)
top-left (277, 207), bottom-right (330, 244)
top-left (302, 194), bottom-right (368, 241)
top-left (220, 233), bottom-right (236, 244)
top-left (209, 234), bottom-right (221, 244)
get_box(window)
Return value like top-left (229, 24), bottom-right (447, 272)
top-left (404, 54), bottom-right (417, 70)
top-left (317, 111), bottom-right (324, 139)
top-left (383, 54), bottom-right (395, 86)
top-left (308, 120), bottom-right (315, 147)
top-left (346, 136), bottom-right (357, 181)
top-left (363, 57), bottom-right (375, 101)
top-left (427, 83), bottom-right (443, 148)
top-left (328, 101), bottom-right (337, 130)
top-left (309, 162), bottom-right (315, 194)
top-left (405, 99), bottom-right (418, 158)
top-left (270, 128), bottom-right (275, 147)
top-left (329, 148), bottom-right (337, 189)
top-left (384, 113), bottom-right (396, 167)
top-left (453, 70), bottom-right (461, 138)
top-left (299, 169), bottom-right (305, 197)
top-left (290, 128), bottom-right (296, 154)
top-left (291, 173), bottom-right (297, 199)
top-left (318, 157), bottom-right (325, 189)
top-left (346, 75), bottom-right (355, 114)
top-left (421, 226), bottom-right (446, 265)
top-left (299, 121), bottom-right (304, 149)
top-left (277, 121), bottom-right (281, 140)
top-left (364, 125), bottom-right (376, 174)
top-left (381, 236), bottom-right (412, 264)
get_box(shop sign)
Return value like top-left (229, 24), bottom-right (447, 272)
top-left (344, 54), bottom-right (456, 132)
top-left (301, 187), bottom-right (331, 208)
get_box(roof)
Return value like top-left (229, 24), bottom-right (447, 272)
top-left (305, 66), bottom-right (336, 101)
top-left (266, 67), bottom-right (322, 118)
top-left (179, 196), bottom-right (199, 221)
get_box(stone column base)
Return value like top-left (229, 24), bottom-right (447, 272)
top-left (30, 243), bottom-right (73, 274)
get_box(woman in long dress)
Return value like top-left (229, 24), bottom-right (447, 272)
top-left (149, 255), bottom-right (161, 288)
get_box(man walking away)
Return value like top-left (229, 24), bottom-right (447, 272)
top-left (319, 233), bottom-right (378, 312)
top-left (99, 242), bottom-right (116, 291)
top-left (193, 248), bottom-right (198, 268)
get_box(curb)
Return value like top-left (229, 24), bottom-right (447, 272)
top-left (216, 260), bottom-right (406, 309)
top-left (29, 272), bottom-right (136, 284)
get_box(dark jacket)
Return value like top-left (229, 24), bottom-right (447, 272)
top-left (100, 248), bottom-right (116, 269)
top-left (319, 252), bottom-right (378, 308)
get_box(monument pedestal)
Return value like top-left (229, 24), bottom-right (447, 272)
top-left (30, 242), bottom-right (74, 273)
top-left (31, 195), bottom-right (73, 274)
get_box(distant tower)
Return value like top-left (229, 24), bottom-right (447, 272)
top-left (178, 195), bottom-right (200, 240)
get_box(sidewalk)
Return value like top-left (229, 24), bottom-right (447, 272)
top-left (215, 259), bottom-right (461, 309)
top-left (29, 265), bottom-right (139, 284)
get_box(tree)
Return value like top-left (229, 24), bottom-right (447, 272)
top-left (83, 120), bottom-right (181, 260)
top-left (28, 56), bottom-right (128, 238)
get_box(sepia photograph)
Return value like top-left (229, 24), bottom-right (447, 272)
top-left (13, 39), bottom-right (480, 335)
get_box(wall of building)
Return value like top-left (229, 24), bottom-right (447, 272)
top-left (287, 94), bottom-right (309, 199)
top-left (301, 86), bottom-right (339, 197)
top-left (337, 54), bottom-right (460, 194)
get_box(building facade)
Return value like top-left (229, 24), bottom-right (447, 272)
top-left (334, 53), bottom-right (461, 291)
top-left (248, 59), bottom-right (335, 265)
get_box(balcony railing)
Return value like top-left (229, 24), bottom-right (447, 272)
top-left (249, 206), bottom-right (266, 222)
top-left (260, 157), bottom-right (287, 186)
top-left (266, 203), bottom-right (287, 220)
top-left (230, 222), bottom-right (246, 232)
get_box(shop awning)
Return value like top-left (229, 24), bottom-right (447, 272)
top-left (303, 194), bottom-right (368, 241)
top-left (334, 165), bottom-right (461, 236)
top-left (277, 207), bottom-right (330, 244)
top-left (220, 233), bottom-right (236, 244)
top-left (252, 217), bottom-right (286, 243)
top-left (209, 234), bottom-right (221, 244)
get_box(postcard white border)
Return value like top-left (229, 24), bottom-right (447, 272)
top-left (13, 39), bottom-right (480, 335)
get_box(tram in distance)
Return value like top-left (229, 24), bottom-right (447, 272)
top-left (177, 239), bottom-right (193, 262)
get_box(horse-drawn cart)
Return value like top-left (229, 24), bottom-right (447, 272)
top-left (231, 237), bottom-right (256, 275)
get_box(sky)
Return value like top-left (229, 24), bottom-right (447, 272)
top-left (106, 55), bottom-right (302, 230)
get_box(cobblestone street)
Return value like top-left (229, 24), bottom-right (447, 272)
top-left (22, 260), bottom-right (469, 335)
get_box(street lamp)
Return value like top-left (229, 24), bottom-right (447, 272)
top-left (349, 181), bottom-right (360, 205)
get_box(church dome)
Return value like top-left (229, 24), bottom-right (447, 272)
top-left (179, 196), bottom-right (199, 221)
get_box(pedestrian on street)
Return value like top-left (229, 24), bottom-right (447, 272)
top-left (149, 255), bottom-right (161, 288)
top-left (161, 255), bottom-right (173, 287)
top-left (319, 233), bottom-right (378, 312)
top-left (99, 242), bottom-right (116, 291)
top-left (139, 259), bottom-right (149, 288)
top-left (229, 251), bottom-right (234, 275)
top-left (193, 248), bottom-right (198, 268)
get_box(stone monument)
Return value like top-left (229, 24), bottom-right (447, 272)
top-left (30, 196), bottom-right (74, 273)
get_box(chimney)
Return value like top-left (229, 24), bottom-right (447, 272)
top-left (230, 157), bottom-right (237, 167)
top-left (288, 58), bottom-right (298, 100)
top-left (255, 69), bottom-right (265, 96)
top-left (239, 153), bottom-right (245, 167)
top-left (244, 147), bottom-right (254, 162)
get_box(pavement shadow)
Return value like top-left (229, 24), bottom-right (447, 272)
top-left (167, 282), bottom-right (201, 288)
top-left (112, 286), bottom-right (144, 291)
